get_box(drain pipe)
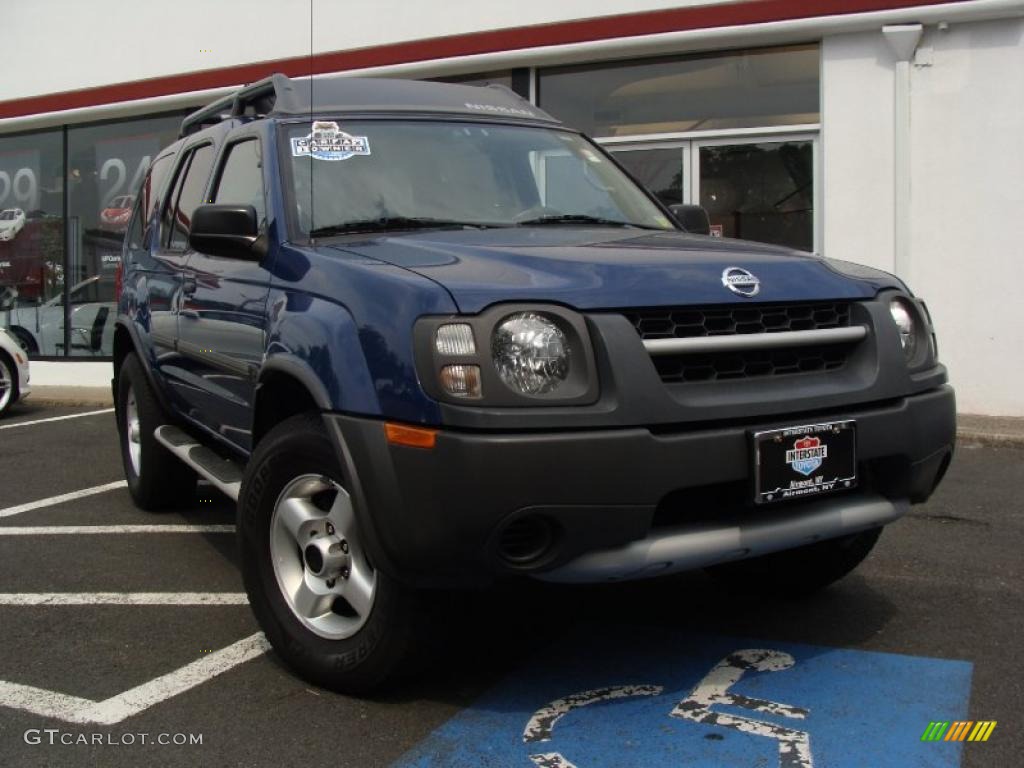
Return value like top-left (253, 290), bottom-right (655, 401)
top-left (883, 23), bottom-right (923, 281)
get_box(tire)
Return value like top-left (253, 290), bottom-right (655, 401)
top-left (705, 527), bottom-right (883, 596)
top-left (9, 327), bottom-right (38, 356)
top-left (116, 353), bottom-right (196, 510)
top-left (0, 351), bottom-right (17, 417)
top-left (238, 412), bottom-right (416, 694)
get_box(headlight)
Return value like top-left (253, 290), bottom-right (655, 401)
top-left (492, 312), bottom-right (570, 395)
top-left (889, 298), bottom-right (918, 360)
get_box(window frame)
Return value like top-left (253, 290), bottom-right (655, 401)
top-left (210, 137), bottom-right (267, 227)
top-left (161, 140), bottom-right (215, 251)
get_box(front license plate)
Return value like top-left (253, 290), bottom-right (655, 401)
top-left (753, 420), bottom-right (857, 504)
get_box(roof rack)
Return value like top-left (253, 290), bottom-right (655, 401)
top-left (179, 73), bottom-right (300, 137)
top-left (179, 72), bottom-right (559, 138)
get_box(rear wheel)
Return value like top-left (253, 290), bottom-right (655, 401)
top-left (116, 353), bottom-right (196, 510)
top-left (0, 352), bottom-right (17, 416)
top-left (238, 413), bottom-right (415, 694)
top-left (705, 527), bottom-right (883, 596)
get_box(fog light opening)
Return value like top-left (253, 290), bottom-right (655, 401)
top-left (497, 515), bottom-right (557, 566)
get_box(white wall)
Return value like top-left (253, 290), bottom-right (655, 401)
top-left (0, 0), bottom-right (713, 101)
top-left (824, 19), bottom-right (1024, 415)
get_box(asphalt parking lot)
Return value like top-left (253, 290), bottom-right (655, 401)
top-left (0, 401), bottom-right (1020, 767)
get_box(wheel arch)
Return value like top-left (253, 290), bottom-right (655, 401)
top-left (252, 356), bottom-right (332, 447)
top-left (112, 319), bottom-right (172, 414)
top-left (7, 325), bottom-right (38, 354)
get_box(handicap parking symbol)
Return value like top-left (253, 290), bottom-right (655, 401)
top-left (396, 628), bottom-right (972, 768)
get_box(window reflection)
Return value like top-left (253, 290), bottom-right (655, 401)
top-left (0, 130), bottom-right (64, 357)
top-left (66, 114), bottom-right (181, 356)
top-left (539, 45), bottom-right (820, 138)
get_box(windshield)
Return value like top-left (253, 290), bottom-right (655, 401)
top-left (282, 120), bottom-right (675, 236)
top-left (0, 211), bottom-right (15, 220)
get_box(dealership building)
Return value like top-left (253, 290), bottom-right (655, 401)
top-left (1, 0), bottom-right (1021, 415)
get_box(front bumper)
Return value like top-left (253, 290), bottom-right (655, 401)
top-left (326, 385), bottom-right (955, 587)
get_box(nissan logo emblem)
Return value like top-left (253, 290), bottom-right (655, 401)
top-left (721, 267), bottom-right (761, 298)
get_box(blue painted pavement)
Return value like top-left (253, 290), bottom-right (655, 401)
top-left (394, 627), bottom-right (972, 768)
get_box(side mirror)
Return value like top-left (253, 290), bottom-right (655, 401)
top-left (189, 204), bottom-right (262, 260)
top-left (668, 204), bottom-right (711, 236)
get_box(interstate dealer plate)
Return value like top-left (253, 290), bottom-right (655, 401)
top-left (753, 420), bottom-right (857, 505)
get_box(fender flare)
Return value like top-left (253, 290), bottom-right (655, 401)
top-left (257, 354), bottom-right (333, 410)
top-left (113, 317), bottom-right (173, 414)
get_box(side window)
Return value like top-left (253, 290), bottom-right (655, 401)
top-left (213, 140), bottom-right (266, 224)
top-left (169, 144), bottom-right (215, 250)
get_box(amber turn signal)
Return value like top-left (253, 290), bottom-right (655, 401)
top-left (384, 422), bottom-right (438, 449)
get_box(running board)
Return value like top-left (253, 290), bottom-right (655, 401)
top-left (154, 425), bottom-right (243, 501)
top-left (535, 494), bottom-right (908, 584)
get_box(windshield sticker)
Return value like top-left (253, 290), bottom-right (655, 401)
top-left (291, 121), bottom-right (371, 161)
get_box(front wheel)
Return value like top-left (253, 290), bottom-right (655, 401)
top-left (238, 413), bottom-right (415, 693)
top-left (705, 527), bottom-right (883, 596)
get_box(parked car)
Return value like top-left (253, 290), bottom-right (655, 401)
top-left (0, 326), bottom-right (30, 416)
top-left (0, 208), bottom-right (26, 241)
top-left (99, 195), bottom-right (135, 233)
top-left (113, 74), bottom-right (955, 694)
top-left (4, 275), bottom-right (115, 355)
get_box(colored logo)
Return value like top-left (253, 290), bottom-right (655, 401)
top-left (786, 435), bottom-right (827, 477)
top-left (290, 121), bottom-right (371, 161)
top-left (721, 267), bottom-right (760, 297)
top-left (921, 721), bottom-right (996, 742)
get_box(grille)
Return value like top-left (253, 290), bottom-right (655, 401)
top-left (623, 302), bottom-right (857, 383)
top-left (624, 301), bottom-right (851, 340)
top-left (651, 343), bottom-right (850, 383)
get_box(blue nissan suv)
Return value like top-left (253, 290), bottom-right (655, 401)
top-left (113, 74), bottom-right (955, 692)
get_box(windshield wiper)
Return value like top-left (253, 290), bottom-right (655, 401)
top-left (515, 214), bottom-right (659, 230)
top-left (309, 217), bottom-right (506, 237)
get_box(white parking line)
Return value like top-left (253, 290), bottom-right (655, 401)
top-left (0, 408), bottom-right (114, 430)
top-left (0, 632), bottom-right (269, 724)
top-left (0, 593), bottom-right (249, 606)
top-left (0, 480), bottom-right (127, 519)
top-left (0, 525), bottom-right (235, 535)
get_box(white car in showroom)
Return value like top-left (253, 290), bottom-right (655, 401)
top-left (0, 208), bottom-right (26, 241)
top-left (3, 275), bottom-right (115, 356)
top-left (0, 326), bottom-right (30, 416)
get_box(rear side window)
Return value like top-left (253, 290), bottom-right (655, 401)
top-left (214, 140), bottom-right (266, 224)
top-left (168, 144), bottom-right (215, 250)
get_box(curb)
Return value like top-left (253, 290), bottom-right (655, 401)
top-left (26, 388), bottom-right (113, 408)
top-left (955, 430), bottom-right (1024, 448)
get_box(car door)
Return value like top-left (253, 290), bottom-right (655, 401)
top-left (176, 135), bottom-right (271, 452)
top-left (150, 143), bottom-right (217, 412)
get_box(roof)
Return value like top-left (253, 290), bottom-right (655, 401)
top-left (180, 73), bottom-right (559, 137)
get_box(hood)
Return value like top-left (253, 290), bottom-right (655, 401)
top-left (329, 228), bottom-right (901, 313)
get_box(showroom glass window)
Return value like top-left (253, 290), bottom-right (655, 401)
top-left (66, 114), bottom-right (180, 357)
top-left (537, 45), bottom-right (820, 137)
top-left (0, 130), bottom-right (64, 358)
